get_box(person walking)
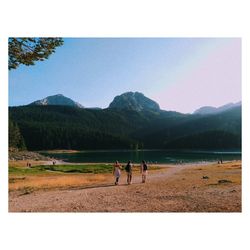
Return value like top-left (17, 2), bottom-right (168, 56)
top-left (141, 160), bottom-right (148, 183)
top-left (113, 161), bottom-right (122, 185)
top-left (125, 160), bottom-right (133, 185)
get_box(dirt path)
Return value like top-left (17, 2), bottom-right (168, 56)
top-left (9, 163), bottom-right (241, 212)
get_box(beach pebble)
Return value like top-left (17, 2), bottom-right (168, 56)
top-left (218, 179), bottom-right (232, 184)
top-left (202, 176), bottom-right (209, 179)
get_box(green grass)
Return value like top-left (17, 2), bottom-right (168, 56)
top-left (9, 166), bottom-right (47, 175)
top-left (40, 164), bottom-right (114, 174)
top-left (9, 164), bottom-right (161, 176)
top-left (9, 164), bottom-right (114, 175)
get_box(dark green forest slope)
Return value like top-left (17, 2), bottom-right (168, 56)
top-left (9, 105), bottom-right (241, 150)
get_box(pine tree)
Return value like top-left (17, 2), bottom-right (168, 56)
top-left (9, 118), bottom-right (26, 150)
top-left (8, 38), bottom-right (63, 70)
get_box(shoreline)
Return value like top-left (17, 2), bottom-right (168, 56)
top-left (9, 160), bottom-right (241, 212)
top-left (38, 149), bottom-right (242, 153)
top-left (37, 149), bottom-right (242, 166)
top-left (9, 149), bottom-right (241, 168)
top-left (9, 158), bottom-right (241, 166)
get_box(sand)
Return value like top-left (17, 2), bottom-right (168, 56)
top-left (8, 161), bottom-right (241, 212)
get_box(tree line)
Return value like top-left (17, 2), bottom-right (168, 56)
top-left (9, 105), bottom-right (241, 151)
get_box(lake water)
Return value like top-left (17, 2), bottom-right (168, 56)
top-left (41, 149), bottom-right (241, 164)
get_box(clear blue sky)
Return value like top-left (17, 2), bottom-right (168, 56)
top-left (9, 38), bottom-right (241, 113)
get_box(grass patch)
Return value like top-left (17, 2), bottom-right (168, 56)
top-left (9, 164), bottom-right (114, 175)
top-left (9, 164), bottom-right (162, 176)
top-left (9, 166), bottom-right (47, 175)
top-left (39, 164), bottom-right (114, 174)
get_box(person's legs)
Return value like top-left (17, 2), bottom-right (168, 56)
top-left (127, 173), bottom-right (130, 184)
top-left (142, 172), bottom-right (146, 183)
top-left (115, 177), bottom-right (119, 185)
top-left (127, 173), bottom-right (132, 184)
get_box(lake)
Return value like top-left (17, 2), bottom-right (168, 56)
top-left (41, 149), bottom-right (241, 164)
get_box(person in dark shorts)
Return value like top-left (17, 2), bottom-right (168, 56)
top-left (125, 160), bottom-right (133, 185)
top-left (141, 160), bottom-right (148, 183)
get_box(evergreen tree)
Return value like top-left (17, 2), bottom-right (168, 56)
top-left (9, 105), bottom-right (241, 151)
top-left (9, 118), bottom-right (26, 150)
top-left (8, 38), bottom-right (63, 70)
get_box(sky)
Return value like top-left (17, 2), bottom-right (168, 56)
top-left (9, 38), bottom-right (241, 113)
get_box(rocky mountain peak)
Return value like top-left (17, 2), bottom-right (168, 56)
top-left (108, 91), bottom-right (160, 111)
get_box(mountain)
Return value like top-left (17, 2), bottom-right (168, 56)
top-left (108, 92), bottom-right (160, 111)
top-left (9, 92), bottom-right (241, 150)
top-left (29, 94), bottom-right (84, 108)
top-left (194, 101), bottom-right (241, 115)
top-left (9, 104), bottom-right (241, 151)
top-left (155, 106), bottom-right (241, 148)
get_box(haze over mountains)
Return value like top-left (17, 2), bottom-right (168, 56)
top-left (9, 92), bottom-right (241, 151)
top-left (194, 101), bottom-right (242, 115)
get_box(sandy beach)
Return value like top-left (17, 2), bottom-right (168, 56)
top-left (8, 160), bottom-right (241, 212)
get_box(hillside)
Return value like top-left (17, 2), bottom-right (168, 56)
top-left (9, 103), bottom-right (241, 150)
top-left (138, 106), bottom-right (241, 148)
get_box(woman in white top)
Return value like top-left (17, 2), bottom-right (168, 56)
top-left (113, 161), bottom-right (122, 185)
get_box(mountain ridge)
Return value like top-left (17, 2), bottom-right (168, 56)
top-left (29, 94), bottom-right (84, 108)
top-left (193, 101), bottom-right (241, 115)
top-left (9, 104), bottom-right (241, 151)
top-left (108, 91), bottom-right (160, 111)
top-left (26, 92), bottom-right (241, 115)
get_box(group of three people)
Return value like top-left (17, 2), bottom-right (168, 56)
top-left (113, 160), bottom-right (148, 185)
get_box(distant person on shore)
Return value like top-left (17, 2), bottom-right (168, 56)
top-left (125, 160), bottom-right (133, 185)
top-left (113, 161), bottom-right (122, 185)
top-left (141, 160), bottom-right (148, 183)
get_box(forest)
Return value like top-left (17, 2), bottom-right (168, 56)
top-left (9, 105), bottom-right (241, 151)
